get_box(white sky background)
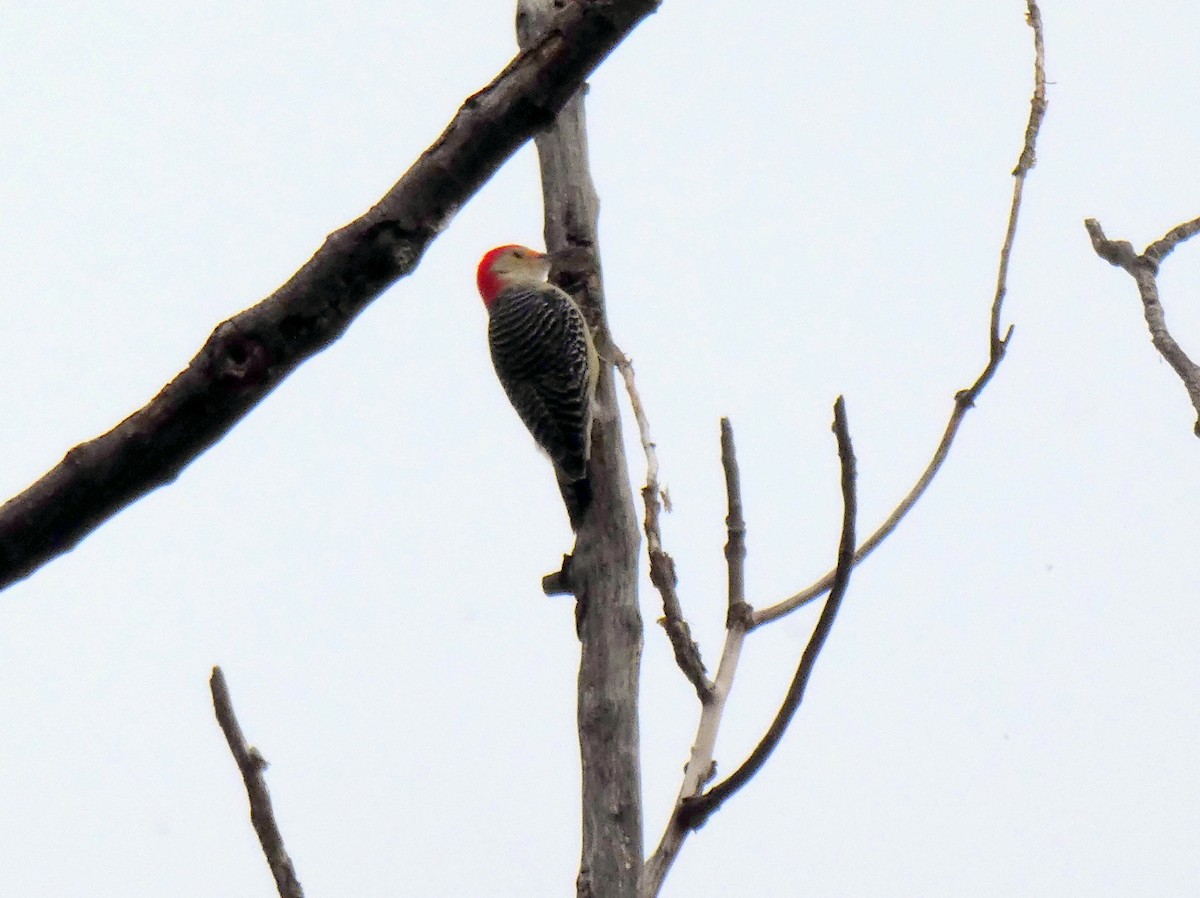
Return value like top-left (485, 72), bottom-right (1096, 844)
top-left (1, 2), bottom-right (1198, 895)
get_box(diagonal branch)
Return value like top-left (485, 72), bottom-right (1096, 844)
top-left (0, 0), bottom-right (660, 594)
top-left (754, 0), bottom-right (1046, 626)
top-left (678, 397), bottom-right (857, 831)
top-left (210, 667), bottom-right (304, 898)
top-left (614, 346), bottom-right (710, 702)
top-left (1084, 216), bottom-right (1200, 434)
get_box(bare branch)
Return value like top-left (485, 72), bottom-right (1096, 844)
top-left (755, 0), bottom-right (1046, 626)
top-left (720, 419), bottom-right (749, 630)
top-left (1144, 216), bottom-right (1200, 269)
top-left (1084, 219), bottom-right (1141, 271)
top-left (614, 346), bottom-right (710, 702)
top-left (210, 667), bottom-right (304, 898)
top-left (0, 0), bottom-right (661, 593)
top-left (648, 7), bottom-right (1044, 891)
top-left (1085, 216), bottom-right (1200, 434)
top-left (1012, 0), bottom-right (1047, 180)
top-left (679, 397), bottom-right (857, 832)
top-left (517, 5), bottom-right (645, 897)
top-left (640, 419), bottom-right (754, 897)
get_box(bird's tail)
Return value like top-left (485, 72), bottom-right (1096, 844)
top-left (556, 467), bottom-right (593, 531)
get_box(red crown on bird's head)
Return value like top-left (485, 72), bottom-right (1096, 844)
top-left (476, 244), bottom-right (546, 307)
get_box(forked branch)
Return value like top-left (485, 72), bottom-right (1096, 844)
top-left (1084, 216), bottom-right (1200, 434)
top-left (681, 399), bottom-right (856, 829)
top-left (641, 403), bottom-right (856, 897)
top-left (642, 7), bottom-right (1046, 894)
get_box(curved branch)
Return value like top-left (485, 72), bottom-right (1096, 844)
top-left (754, 0), bottom-right (1046, 627)
top-left (1085, 216), bottom-right (1200, 434)
top-left (644, 401), bottom-right (857, 898)
top-left (0, 0), bottom-right (661, 593)
top-left (679, 397), bottom-right (856, 831)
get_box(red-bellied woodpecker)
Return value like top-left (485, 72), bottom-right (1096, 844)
top-left (477, 244), bottom-right (599, 528)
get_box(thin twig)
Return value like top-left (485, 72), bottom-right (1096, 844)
top-left (754, 0), bottom-right (1046, 627)
top-left (640, 418), bottom-right (754, 898)
top-left (210, 667), bottom-right (305, 898)
top-left (1084, 216), bottom-right (1200, 435)
top-left (613, 345), bottom-right (710, 701)
top-left (679, 397), bottom-right (856, 830)
top-left (720, 419), bottom-right (749, 631)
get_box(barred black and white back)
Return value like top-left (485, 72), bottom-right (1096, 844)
top-left (488, 283), bottom-right (598, 483)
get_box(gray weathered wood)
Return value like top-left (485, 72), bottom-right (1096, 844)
top-left (517, 4), bottom-right (645, 896)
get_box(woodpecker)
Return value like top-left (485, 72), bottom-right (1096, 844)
top-left (477, 245), bottom-right (599, 528)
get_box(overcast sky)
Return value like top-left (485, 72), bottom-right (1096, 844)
top-left (2, 2), bottom-right (1199, 896)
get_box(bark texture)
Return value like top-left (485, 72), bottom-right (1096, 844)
top-left (0, 0), bottom-right (660, 592)
top-left (518, 3), bottom-right (645, 896)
